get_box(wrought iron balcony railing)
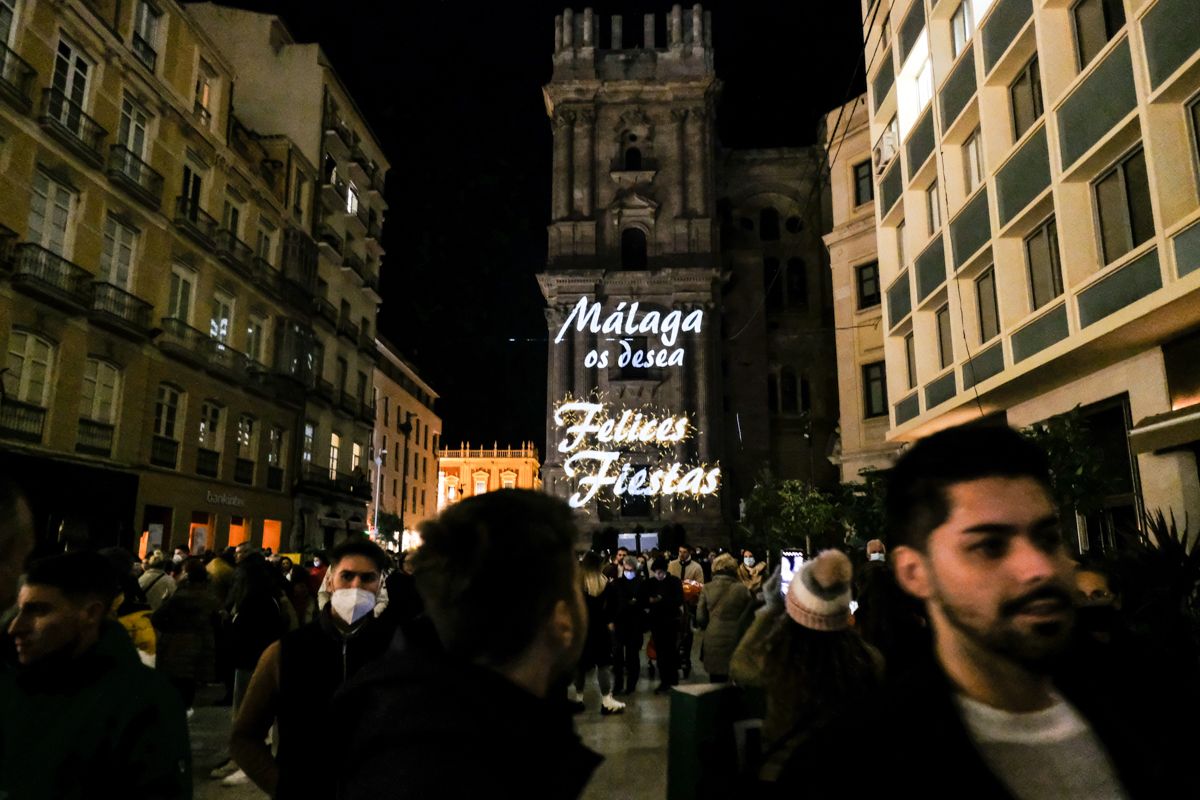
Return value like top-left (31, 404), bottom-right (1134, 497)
top-left (38, 88), bottom-right (106, 166)
top-left (107, 145), bottom-right (163, 208)
top-left (76, 417), bottom-right (114, 456)
top-left (196, 446), bottom-right (220, 478)
top-left (174, 196), bottom-right (218, 247)
top-left (89, 281), bottom-right (153, 335)
top-left (214, 229), bottom-right (254, 276)
top-left (12, 243), bottom-right (92, 309)
top-left (0, 41), bottom-right (35, 112)
top-left (0, 397), bottom-right (46, 443)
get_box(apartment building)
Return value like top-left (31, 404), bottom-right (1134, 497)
top-left (371, 339), bottom-right (440, 540)
top-left (0, 0), bottom-right (326, 552)
top-left (863, 0), bottom-right (1200, 550)
top-left (188, 4), bottom-right (390, 550)
top-left (822, 95), bottom-right (901, 482)
top-left (437, 443), bottom-right (543, 510)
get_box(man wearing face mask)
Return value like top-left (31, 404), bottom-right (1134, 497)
top-left (334, 490), bottom-right (601, 799)
top-left (611, 555), bottom-right (646, 695)
top-left (229, 538), bottom-right (395, 798)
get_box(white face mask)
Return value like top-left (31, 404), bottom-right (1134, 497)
top-left (330, 587), bottom-right (376, 624)
top-left (173, 553), bottom-right (185, 563)
top-left (869, 553), bottom-right (886, 562)
top-left (743, 557), bottom-right (755, 567)
top-left (623, 570), bottom-right (637, 580)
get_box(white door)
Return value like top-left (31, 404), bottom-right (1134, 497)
top-left (168, 266), bottom-right (194, 323)
top-left (119, 97), bottom-right (149, 158)
top-left (27, 171), bottom-right (74, 256)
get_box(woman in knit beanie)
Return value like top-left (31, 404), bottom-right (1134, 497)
top-left (730, 549), bottom-right (884, 782)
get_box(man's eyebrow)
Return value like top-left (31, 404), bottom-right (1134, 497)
top-left (961, 516), bottom-right (1060, 535)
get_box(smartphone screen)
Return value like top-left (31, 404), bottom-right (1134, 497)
top-left (779, 549), bottom-right (804, 597)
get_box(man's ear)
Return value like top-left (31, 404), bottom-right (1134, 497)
top-left (80, 598), bottom-right (108, 627)
top-left (549, 598), bottom-right (576, 651)
top-left (891, 545), bottom-right (933, 601)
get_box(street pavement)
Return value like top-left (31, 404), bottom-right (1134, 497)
top-left (190, 637), bottom-right (704, 799)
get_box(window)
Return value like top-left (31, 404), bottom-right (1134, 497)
top-left (897, 220), bottom-right (907, 266)
top-left (80, 359), bottom-right (120, 423)
top-left (382, 435), bottom-right (388, 466)
top-left (1073, 0), bottom-right (1125, 70)
top-left (357, 371), bottom-right (368, 402)
top-left (952, 1), bottom-right (974, 58)
top-left (383, 396), bottom-right (390, 426)
top-left (222, 197), bottom-right (241, 236)
top-left (915, 57), bottom-right (934, 109)
top-left (764, 257), bottom-right (784, 311)
top-left (245, 315), bottom-right (266, 364)
top-left (210, 291), bottom-right (234, 344)
top-left (0, 0), bottom-right (18, 46)
top-left (474, 477), bottom-right (487, 495)
top-left (346, 182), bottom-right (359, 215)
top-left (352, 442), bottom-right (362, 472)
top-left (620, 228), bottom-right (647, 269)
top-left (302, 422), bottom-right (314, 463)
top-left (1191, 97), bottom-right (1200, 167)
top-left (329, 432), bottom-right (341, 479)
top-left (168, 264), bottom-right (195, 322)
top-left (623, 147), bottom-right (642, 170)
top-left (51, 38), bottom-right (92, 117)
top-left (101, 216), bottom-right (137, 290)
top-left (336, 357), bottom-right (348, 393)
top-left (5, 332), bottom-right (54, 407)
top-left (785, 258), bottom-right (808, 308)
top-left (194, 60), bottom-right (215, 126)
top-left (132, 1), bottom-right (161, 69)
top-left (255, 221), bottom-right (276, 264)
top-left (268, 426), bottom-right (285, 466)
top-left (501, 473), bottom-right (516, 490)
top-left (904, 333), bottom-right (917, 390)
top-left (237, 414), bottom-right (256, 459)
top-left (759, 208), bottom-right (780, 241)
top-left (292, 173), bottom-right (307, 214)
top-left (862, 362), bottom-right (888, 418)
top-left (119, 96), bottom-right (150, 158)
top-left (181, 160), bottom-right (204, 209)
top-left (976, 268), bottom-right (1000, 343)
top-left (1025, 218), bottom-right (1064, 309)
top-left (28, 170), bottom-right (75, 256)
top-left (926, 181), bottom-right (941, 235)
top-left (1010, 56), bottom-right (1043, 140)
top-left (936, 305), bottom-right (954, 369)
top-left (853, 160), bottom-right (874, 205)
top-left (856, 261), bottom-right (881, 308)
top-left (1094, 148), bottom-right (1154, 265)
top-left (964, 128), bottom-right (984, 194)
top-left (154, 384), bottom-right (182, 439)
top-left (198, 401), bottom-right (223, 449)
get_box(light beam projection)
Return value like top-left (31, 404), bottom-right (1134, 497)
top-left (553, 393), bottom-right (720, 509)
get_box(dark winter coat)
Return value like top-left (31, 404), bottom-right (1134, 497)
top-left (579, 582), bottom-right (615, 669)
top-left (695, 573), bottom-right (754, 676)
top-left (153, 581), bottom-right (220, 682)
top-left (228, 559), bottom-right (288, 670)
top-left (641, 573), bottom-right (684, 630)
top-left (334, 645), bottom-right (602, 799)
top-left (0, 620), bottom-right (192, 799)
top-left (610, 573), bottom-right (646, 638)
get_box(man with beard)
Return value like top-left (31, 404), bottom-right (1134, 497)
top-left (779, 423), bottom-right (1197, 798)
top-left (334, 490), bottom-right (601, 798)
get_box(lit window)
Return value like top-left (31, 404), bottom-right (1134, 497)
top-left (237, 415), bottom-right (256, 459)
top-left (198, 401), bottom-right (223, 450)
top-left (210, 291), bottom-right (234, 344)
top-left (246, 315), bottom-right (266, 364)
top-left (28, 170), bottom-right (76, 257)
top-left (303, 422), bottom-right (314, 463)
top-left (352, 442), bottom-right (362, 472)
top-left (474, 477), bottom-right (487, 495)
top-left (168, 264), bottom-right (195, 323)
top-left (101, 215), bottom-right (138, 290)
top-left (346, 182), bottom-right (359, 215)
top-left (1025, 218), bottom-right (1064, 309)
top-left (915, 57), bottom-right (934, 109)
top-left (329, 432), bottom-right (341, 479)
top-left (268, 427), bottom-right (285, 466)
top-left (1094, 148), bottom-right (1153, 265)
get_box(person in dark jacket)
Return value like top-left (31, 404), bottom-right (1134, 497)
top-left (334, 490), bottom-right (601, 799)
top-left (779, 424), bottom-right (1200, 798)
top-left (228, 538), bottom-right (394, 798)
top-left (611, 555), bottom-right (646, 695)
top-left (642, 556), bottom-right (684, 693)
top-left (567, 551), bottom-right (625, 715)
top-left (153, 557), bottom-right (220, 713)
top-left (0, 552), bottom-right (191, 799)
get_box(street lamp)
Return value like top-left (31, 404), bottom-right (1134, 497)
top-left (372, 448), bottom-right (386, 537)
top-left (398, 412), bottom-right (414, 539)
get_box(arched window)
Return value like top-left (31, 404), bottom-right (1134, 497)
top-left (759, 208), bottom-right (780, 241)
top-left (621, 227), bottom-right (648, 269)
top-left (623, 147), bottom-right (642, 170)
top-left (6, 330), bottom-right (55, 407)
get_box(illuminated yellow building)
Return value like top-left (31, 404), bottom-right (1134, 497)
top-left (370, 338), bottom-right (440, 538)
top-left (437, 444), bottom-right (542, 510)
top-left (0, 0), bottom-right (323, 552)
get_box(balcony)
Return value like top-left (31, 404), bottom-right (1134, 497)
top-left (361, 265), bottom-right (381, 303)
top-left (348, 145), bottom-right (372, 184)
top-left (322, 112), bottom-right (353, 156)
top-left (267, 465), bottom-right (285, 491)
top-left (107, 145), bottom-right (163, 209)
top-left (174, 196), bottom-right (218, 248)
top-left (0, 397), bottom-right (46, 443)
top-left (252, 256), bottom-right (283, 297)
top-left (234, 457), bottom-right (255, 485)
top-left (131, 33), bottom-right (157, 71)
top-left (158, 317), bottom-right (250, 384)
top-left (193, 100), bottom-right (212, 130)
top-left (357, 328), bottom-right (375, 354)
top-left (149, 435), bottom-right (179, 468)
top-left (0, 41), bottom-right (36, 112)
top-left (359, 401), bottom-right (376, 424)
top-left (335, 469), bottom-right (372, 499)
top-left (313, 296), bottom-right (338, 328)
top-left (337, 316), bottom-right (359, 342)
top-left (341, 252), bottom-right (365, 279)
top-left (196, 447), bottom-right (220, 478)
top-left (316, 224), bottom-right (343, 261)
top-left (76, 418), bottom-right (114, 457)
top-left (314, 378), bottom-right (335, 404)
top-left (214, 229), bottom-right (254, 277)
top-left (345, 203), bottom-right (369, 236)
top-left (12, 243), bottom-right (92, 310)
top-left (38, 88), bottom-right (106, 167)
top-left (339, 390), bottom-right (360, 417)
top-left (320, 174), bottom-right (347, 211)
top-left (281, 227), bottom-right (318, 290)
top-left (89, 281), bottom-right (153, 337)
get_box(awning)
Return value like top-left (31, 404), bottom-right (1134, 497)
top-left (1128, 406), bottom-right (1200, 454)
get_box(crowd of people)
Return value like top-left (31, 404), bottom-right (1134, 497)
top-left (1, 422), bottom-right (1199, 798)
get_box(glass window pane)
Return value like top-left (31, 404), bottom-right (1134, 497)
top-left (976, 269), bottom-right (1000, 342)
top-left (1095, 166), bottom-right (1129, 264)
top-left (1123, 150), bottom-right (1154, 249)
top-left (905, 333), bottom-right (917, 389)
top-left (937, 307), bottom-right (953, 369)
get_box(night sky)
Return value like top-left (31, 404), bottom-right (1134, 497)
top-left (208, 1), bottom-right (865, 448)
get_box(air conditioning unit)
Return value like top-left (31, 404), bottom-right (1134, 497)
top-left (874, 129), bottom-right (898, 175)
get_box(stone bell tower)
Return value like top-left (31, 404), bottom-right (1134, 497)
top-left (538, 5), bottom-right (727, 541)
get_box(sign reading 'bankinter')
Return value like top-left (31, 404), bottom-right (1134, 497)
top-left (552, 296), bottom-right (721, 510)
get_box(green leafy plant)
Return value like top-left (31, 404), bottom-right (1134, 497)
top-left (740, 470), bottom-right (841, 557)
top-left (1022, 407), bottom-right (1116, 519)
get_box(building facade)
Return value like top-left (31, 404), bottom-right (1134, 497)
top-left (370, 339), bottom-right (440, 540)
top-left (0, 0), bottom-right (325, 553)
top-left (862, 0), bottom-right (1200, 550)
top-left (189, 4), bottom-right (390, 550)
top-left (821, 95), bottom-right (900, 481)
top-left (437, 444), bottom-right (542, 510)
top-left (539, 6), bottom-right (837, 543)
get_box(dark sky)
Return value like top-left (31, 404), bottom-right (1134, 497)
top-left (212, 1), bottom-right (865, 448)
